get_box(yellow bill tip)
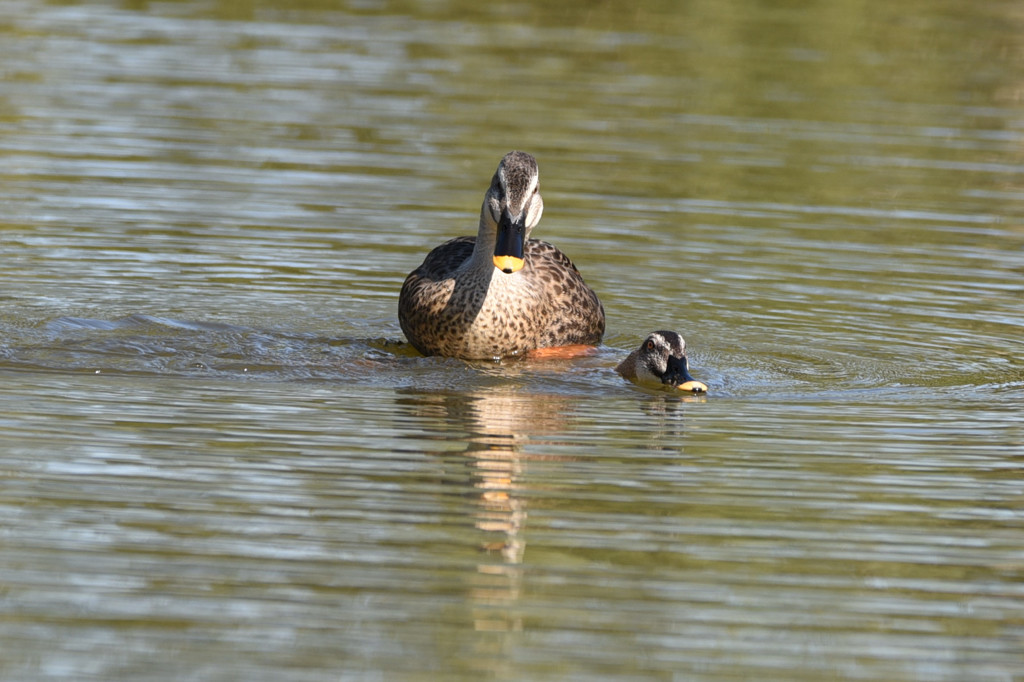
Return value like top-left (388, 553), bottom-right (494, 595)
top-left (493, 255), bottom-right (525, 273)
top-left (678, 380), bottom-right (708, 393)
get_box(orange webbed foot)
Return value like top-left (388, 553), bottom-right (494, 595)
top-left (526, 344), bottom-right (601, 360)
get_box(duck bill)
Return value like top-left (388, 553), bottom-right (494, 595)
top-left (662, 355), bottom-right (708, 393)
top-left (492, 210), bottom-right (526, 274)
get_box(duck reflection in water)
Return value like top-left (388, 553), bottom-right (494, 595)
top-left (397, 386), bottom-right (588, 634)
top-left (396, 370), bottom-right (704, 636)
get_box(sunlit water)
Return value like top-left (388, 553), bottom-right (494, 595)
top-left (2, 0), bottom-right (1024, 680)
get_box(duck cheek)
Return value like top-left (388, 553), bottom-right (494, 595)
top-left (635, 365), bottom-right (662, 387)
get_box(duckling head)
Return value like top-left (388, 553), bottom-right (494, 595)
top-left (616, 331), bottom-right (708, 393)
top-left (482, 151), bottom-right (544, 274)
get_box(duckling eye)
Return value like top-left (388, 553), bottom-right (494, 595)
top-left (646, 340), bottom-right (655, 351)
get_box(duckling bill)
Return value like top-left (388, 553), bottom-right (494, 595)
top-left (616, 331), bottom-right (708, 393)
top-left (399, 151), bottom-right (605, 360)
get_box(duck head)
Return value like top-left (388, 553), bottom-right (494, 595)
top-left (616, 331), bottom-right (708, 393)
top-left (482, 151), bottom-right (544, 274)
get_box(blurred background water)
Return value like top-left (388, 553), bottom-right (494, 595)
top-left (1, 0), bottom-right (1023, 679)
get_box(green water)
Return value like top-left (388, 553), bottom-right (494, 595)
top-left (2, 0), bottom-right (1023, 679)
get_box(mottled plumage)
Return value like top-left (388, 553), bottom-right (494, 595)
top-left (399, 151), bottom-right (605, 360)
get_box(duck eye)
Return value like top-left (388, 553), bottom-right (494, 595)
top-left (646, 340), bottom-right (655, 351)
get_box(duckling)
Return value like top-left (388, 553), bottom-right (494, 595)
top-left (616, 331), bottom-right (708, 393)
top-left (399, 151), bottom-right (605, 360)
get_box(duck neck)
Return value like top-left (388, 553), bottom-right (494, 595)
top-left (469, 203), bottom-right (499, 273)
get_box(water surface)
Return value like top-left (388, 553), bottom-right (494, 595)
top-left (2, 0), bottom-right (1024, 679)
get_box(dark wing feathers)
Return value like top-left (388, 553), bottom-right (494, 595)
top-left (414, 236), bottom-right (476, 279)
top-left (526, 240), bottom-right (605, 346)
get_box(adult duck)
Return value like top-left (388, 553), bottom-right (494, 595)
top-left (399, 151), bottom-right (605, 360)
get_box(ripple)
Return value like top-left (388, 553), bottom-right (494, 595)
top-left (3, 0), bottom-right (1024, 679)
